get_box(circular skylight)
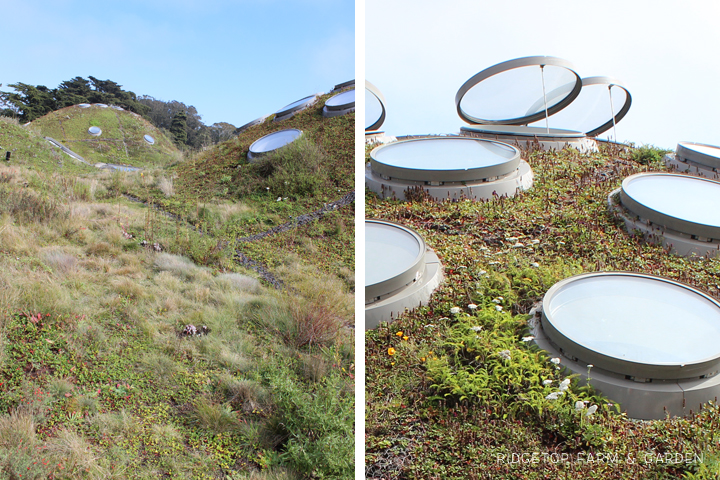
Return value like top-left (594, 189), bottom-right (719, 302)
top-left (248, 129), bottom-right (302, 160)
top-left (325, 89), bottom-right (355, 109)
top-left (237, 115), bottom-right (269, 134)
top-left (676, 142), bottom-right (720, 170)
top-left (366, 219), bottom-right (426, 300)
top-left (370, 137), bottom-right (520, 183)
top-left (542, 272), bottom-right (720, 379)
top-left (528, 76), bottom-right (632, 137)
top-left (461, 125), bottom-right (585, 139)
top-left (620, 173), bottom-right (720, 240)
top-left (456, 56), bottom-right (582, 125)
top-left (88, 126), bottom-right (102, 136)
top-left (333, 79), bottom-right (355, 91)
top-left (365, 219), bottom-right (445, 329)
top-left (323, 89), bottom-right (355, 118)
top-left (365, 81), bottom-right (386, 131)
top-left (274, 94), bottom-right (318, 120)
top-left (144, 135), bottom-right (155, 145)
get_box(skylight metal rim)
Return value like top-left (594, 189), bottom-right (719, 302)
top-left (581, 76), bottom-right (632, 137)
top-left (274, 94), bottom-right (319, 118)
top-left (620, 172), bottom-right (720, 240)
top-left (365, 80), bottom-right (386, 131)
top-left (455, 56), bottom-right (582, 126)
top-left (247, 128), bottom-right (303, 160)
top-left (369, 137), bottom-right (521, 183)
top-left (324, 89), bottom-right (355, 111)
top-left (365, 219), bottom-right (427, 302)
top-left (460, 124), bottom-right (586, 139)
top-left (542, 271), bottom-right (720, 380)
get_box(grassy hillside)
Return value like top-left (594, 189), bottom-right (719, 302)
top-left (0, 117), bottom-right (95, 175)
top-left (0, 87), bottom-right (354, 479)
top-left (30, 104), bottom-right (181, 168)
top-left (365, 144), bottom-right (720, 479)
top-left (114, 90), bottom-right (355, 289)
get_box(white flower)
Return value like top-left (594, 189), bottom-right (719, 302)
top-left (587, 364), bottom-right (594, 369)
top-left (530, 262), bottom-right (540, 268)
top-left (492, 298), bottom-right (502, 304)
top-left (495, 305), bottom-right (503, 312)
top-left (498, 349), bottom-right (511, 361)
top-left (266, 187), bottom-right (270, 190)
top-left (559, 379), bottom-right (571, 391)
top-left (542, 379), bottom-right (553, 386)
top-left (586, 405), bottom-right (598, 417)
top-left (575, 401), bottom-right (585, 411)
top-left (450, 307), bottom-right (461, 314)
top-left (546, 392), bottom-right (560, 400)
top-left (470, 326), bottom-right (483, 332)
top-left (521, 336), bottom-right (534, 342)
top-left (550, 358), bottom-right (561, 365)
top-left (468, 304), bottom-right (477, 310)
top-left (276, 197), bottom-right (282, 201)
top-left (478, 270), bottom-right (487, 276)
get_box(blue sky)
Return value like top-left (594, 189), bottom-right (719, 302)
top-left (2, 0), bottom-right (354, 127)
top-left (366, 0), bottom-right (720, 150)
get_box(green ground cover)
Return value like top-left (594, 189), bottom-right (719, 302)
top-left (30, 105), bottom-right (181, 167)
top-left (365, 144), bottom-right (720, 479)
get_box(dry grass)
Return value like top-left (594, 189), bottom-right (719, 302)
top-left (157, 176), bottom-right (174, 197)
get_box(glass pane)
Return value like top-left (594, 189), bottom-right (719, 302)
top-left (547, 274), bottom-right (720, 366)
top-left (365, 221), bottom-right (422, 287)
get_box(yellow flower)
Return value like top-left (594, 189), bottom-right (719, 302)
top-left (403, 336), bottom-right (409, 341)
top-left (390, 362), bottom-right (395, 366)
top-left (396, 331), bottom-right (403, 337)
top-left (388, 347), bottom-right (396, 356)
top-left (420, 357), bottom-right (426, 362)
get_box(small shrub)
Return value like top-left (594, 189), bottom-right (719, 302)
top-left (257, 136), bottom-right (329, 197)
top-left (632, 144), bottom-right (670, 166)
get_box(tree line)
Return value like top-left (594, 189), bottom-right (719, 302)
top-left (0, 76), bottom-right (236, 149)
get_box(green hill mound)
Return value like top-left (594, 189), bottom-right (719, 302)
top-left (0, 117), bottom-right (95, 174)
top-left (30, 104), bottom-right (181, 168)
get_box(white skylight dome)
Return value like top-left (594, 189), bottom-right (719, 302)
top-left (533, 271), bottom-right (720, 419)
top-left (609, 172), bottom-right (720, 258)
top-left (366, 136), bottom-right (533, 201)
top-left (247, 129), bottom-right (302, 161)
top-left (366, 219), bottom-right (443, 329)
top-left (666, 142), bottom-right (720, 180)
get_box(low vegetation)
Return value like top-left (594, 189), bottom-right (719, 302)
top-left (0, 86), bottom-right (354, 478)
top-left (365, 144), bottom-right (720, 479)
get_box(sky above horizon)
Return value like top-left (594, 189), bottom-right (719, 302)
top-left (366, 0), bottom-right (720, 150)
top-left (1, 0), bottom-right (354, 128)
